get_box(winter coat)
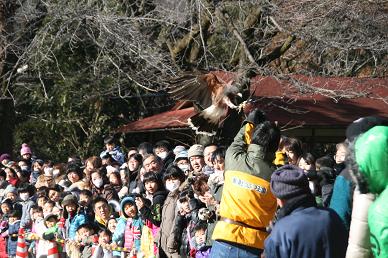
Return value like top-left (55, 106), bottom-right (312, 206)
top-left (140, 190), bottom-right (168, 227)
top-left (264, 204), bottom-right (348, 258)
top-left (66, 212), bottom-right (88, 240)
top-left (100, 146), bottom-right (125, 165)
top-left (330, 167), bottom-right (354, 230)
top-left (345, 189), bottom-right (374, 258)
top-left (195, 247), bottom-right (211, 258)
top-left (7, 220), bottom-right (20, 256)
top-left (351, 126), bottom-right (388, 258)
top-left (158, 186), bottom-right (184, 258)
top-left (212, 124), bottom-right (277, 250)
top-left (0, 217), bottom-right (8, 258)
top-left (19, 197), bottom-right (35, 229)
top-left (162, 152), bottom-right (175, 172)
top-left (112, 197), bottom-right (143, 255)
top-left (102, 183), bottom-right (120, 201)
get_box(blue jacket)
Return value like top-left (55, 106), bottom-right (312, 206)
top-left (264, 206), bottom-right (348, 258)
top-left (66, 212), bottom-right (88, 240)
top-left (100, 146), bottom-right (125, 165)
top-left (112, 197), bottom-right (143, 256)
top-left (7, 220), bottom-right (20, 256)
top-left (329, 167), bottom-right (353, 230)
top-left (19, 198), bottom-right (35, 229)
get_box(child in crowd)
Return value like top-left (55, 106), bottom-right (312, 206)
top-left (193, 223), bottom-right (211, 258)
top-left (17, 184), bottom-right (35, 229)
top-left (107, 216), bottom-right (118, 235)
top-left (67, 223), bottom-right (97, 258)
top-left (28, 205), bottom-right (44, 256)
top-left (0, 199), bottom-right (12, 257)
top-left (92, 229), bottom-right (113, 258)
top-left (7, 210), bottom-right (21, 258)
top-left (112, 197), bottom-right (143, 257)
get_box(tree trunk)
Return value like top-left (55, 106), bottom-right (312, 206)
top-left (0, 97), bottom-right (15, 156)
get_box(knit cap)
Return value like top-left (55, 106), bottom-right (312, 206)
top-left (20, 143), bottom-right (32, 156)
top-left (173, 146), bottom-right (186, 155)
top-left (174, 150), bottom-right (188, 162)
top-left (271, 165), bottom-right (311, 199)
top-left (188, 144), bottom-right (204, 158)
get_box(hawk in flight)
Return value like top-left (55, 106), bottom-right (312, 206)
top-left (168, 72), bottom-right (243, 135)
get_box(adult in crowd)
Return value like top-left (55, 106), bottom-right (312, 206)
top-left (211, 109), bottom-right (280, 257)
top-left (154, 140), bottom-right (175, 171)
top-left (203, 144), bottom-right (218, 175)
top-left (282, 137), bottom-right (303, 165)
top-left (143, 154), bottom-right (164, 176)
top-left (157, 165), bottom-right (186, 258)
top-left (264, 165), bottom-right (348, 258)
top-left (188, 144), bottom-right (206, 177)
top-left (347, 125), bottom-right (388, 258)
top-left (93, 196), bottom-right (112, 231)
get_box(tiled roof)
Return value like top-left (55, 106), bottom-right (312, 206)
top-left (116, 107), bottom-right (196, 133)
top-left (117, 75), bottom-right (388, 133)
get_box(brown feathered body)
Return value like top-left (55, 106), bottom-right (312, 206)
top-left (168, 72), bottom-right (241, 135)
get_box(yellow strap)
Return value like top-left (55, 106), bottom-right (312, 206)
top-left (244, 123), bottom-right (255, 144)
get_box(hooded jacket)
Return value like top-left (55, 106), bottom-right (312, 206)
top-left (212, 124), bottom-right (277, 249)
top-left (112, 197), bottom-right (143, 254)
top-left (353, 126), bottom-right (388, 258)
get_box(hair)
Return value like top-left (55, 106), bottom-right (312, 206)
top-left (194, 223), bottom-right (208, 233)
top-left (108, 171), bottom-right (122, 185)
top-left (31, 205), bottom-right (43, 213)
top-left (93, 196), bottom-right (109, 210)
top-left (86, 156), bottom-right (102, 170)
top-left (45, 200), bottom-right (55, 207)
top-left (99, 228), bottom-right (112, 238)
top-left (138, 142), bottom-right (154, 155)
top-left (154, 140), bottom-right (171, 151)
top-left (210, 147), bottom-right (226, 163)
top-left (4, 167), bottom-right (17, 178)
top-left (79, 189), bottom-right (93, 198)
top-left (142, 154), bottom-right (162, 167)
top-left (192, 175), bottom-right (210, 196)
top-left (336, 142), bottom-right (347, 151)
top-left (251, 121), bottom-right (281, 157)
top-left (300, 153), bottom-right (316, 166)
top-left (0, 170), bottom-right (6, 179)
top-left (9, 210), bottom-right (21, 219)
top-left (129, 153), bottom-right (143, 164)
top-left (143, 172), bottom-right (159, 184)
top-left (316, 155), bottom-right (335, 171)
top-left (163, 165), bottom-right (185, 183)
top-left (76, 223), bottom-right (95, 234)
top-left (283, 137), bottom-right (304, 157)
top-left (104, 135), bottom-right (115, 145)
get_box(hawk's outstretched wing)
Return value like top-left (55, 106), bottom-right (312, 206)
top-left (167, 72), bottom-right (241, 135)
top-left (168, 73), bottom-right (224, 110)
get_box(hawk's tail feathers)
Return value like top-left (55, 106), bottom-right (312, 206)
top-left (188, 105), bottom-right (225, 136)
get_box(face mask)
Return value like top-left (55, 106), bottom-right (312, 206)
top-left (21, 166), bottom-right (29, 171)
top-left (178, 164), bottom-right (190, 172)
top-left (157, 152), bottom-right (168, 160)
top-left (93, 178), bottom-right (103, 188)
top-left (165, 180), bottom-right (181, 192)
top-left (20, 193), bottom-right (30, 201)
